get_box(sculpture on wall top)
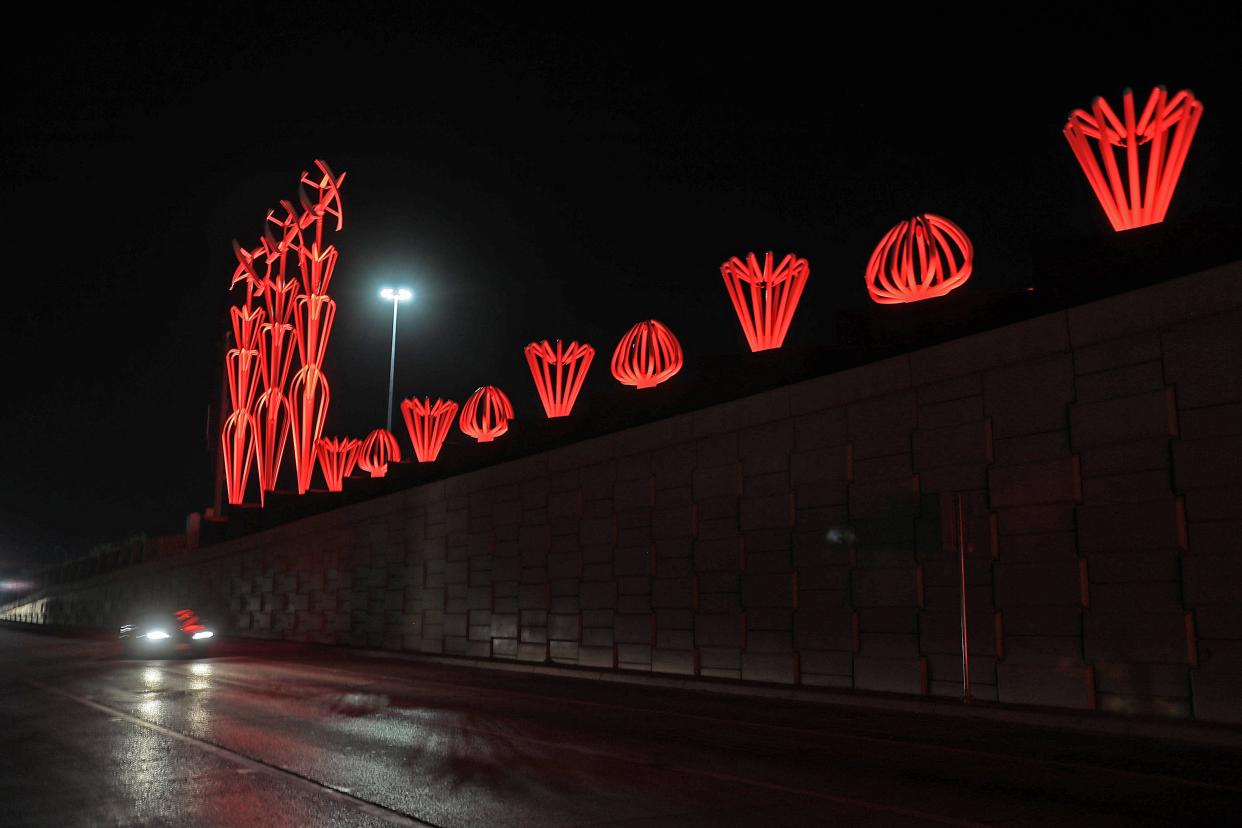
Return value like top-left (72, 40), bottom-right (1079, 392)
top-left (865, 214), bottom-right (973, 305)
top-left (1064, 87), bottom-right (1203, 231)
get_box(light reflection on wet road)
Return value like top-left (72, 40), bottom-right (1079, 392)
top-left (2, 626), bottom-right (1240, 827)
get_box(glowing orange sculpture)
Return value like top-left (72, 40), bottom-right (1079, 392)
top-left (459, 386), bottom-right (514, 443)
top-left (400, 397), bottom-right (458, 462)
top-left (1064, 87), bottom-right (1203, 231)
top-left (221, 304), bottom-right (265, 505)
top-left (720, 252), bottom-right (810, 351)
top-left (316, 437), bottom-right (360, 491)
top-left (358, 428), bottom-right (401, 478)
top-left (611, 319), bottom-right (683, 388)
top-left (865, 214), bottom-right (973, 305)
top-left (524, 340), bottom-right (594, 418)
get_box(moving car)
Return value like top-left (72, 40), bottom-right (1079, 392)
top-left (119, 608), bottom-right (215, 658)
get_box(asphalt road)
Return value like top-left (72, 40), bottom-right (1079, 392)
top-left (2, 626), bottom-right (1240, 827)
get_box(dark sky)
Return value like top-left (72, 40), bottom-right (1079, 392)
top-left (2, 3), bottom-right (1240, 565)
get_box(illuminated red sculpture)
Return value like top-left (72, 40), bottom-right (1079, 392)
top-left (221, 304), bottom-right (265, 505)
top-left (524, 340), bottom-right (594, 417)
top-left (720, 252), bottom-right (810, 351)
top-left (227, 160), bottom-right (347, 498)
top-left (1064, 87), bottom-right (1203, 231)
top-left (864, 214), bottom-right (973, 305)
top-left (358, 429), bottom-right (401, 478)
top-left (316, 437), bottom-right (360, 491)
top-left (611, 319), bottom-right (683, 388)
top-left (459, 386), bottom-right (514, 443)
top-left (400, 397), bottom-right (458, 462)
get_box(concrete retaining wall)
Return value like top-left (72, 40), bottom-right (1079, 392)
top-left (6, 262), bottom-right (1242, 723)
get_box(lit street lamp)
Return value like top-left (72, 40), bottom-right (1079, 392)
top-left (380, 287), bottom-right (414, 431)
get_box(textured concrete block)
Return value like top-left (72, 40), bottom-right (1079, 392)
top-left (992, 431), bottom-right (1071, 466)
top-left (742, 652), bottom-right (796, 684)
top-left (847, 391), bottom-right (917, 458)
top-left (1074, 332), bottom-right (1163, 375)
top-left (997, 663), bottom-right (1093, 709)
top-left (1078, 438), bottom-right (1169, 478)
top-left (1075, 361), bottom-right (1165, 404)
top-left (696, 613), bottom-right (744, 647)
top-left (790, 355), bottom-right (911, 414)
top-left (1192, 666), bottom-right (1242, 724)
top-left (854, 656), bottom-right (926, 694)
top-left (738, 419), bottom-right (793, 475)
top-left (1077, 499), bottom-right (1184, 552)
top-left (1162, 310), bottom-right (1242, 408)
top-left (1082, 470), bottom-right (1173, 504)
top-left (848, 476), bottom-right (918, 519)
top-left (985, 354), bottom-right (1075, 438)
top-left (652, 649), bottom-right (697, 675)
top-left (695, 537), bottom-right (743, 573)
top-left (913, 420), bottom-right (990, 469)
top-left (1084, 612), bottom-right (1191, 663)
top-left (1183, 555), bottom-right (1242, 605)
top-left (851, 568), bottom-right (917, 607)
top-left (995, 561), bottom-right (1085, 608)
top-left (989, 457), bottom-right (1079, 507)
top-left (740, 493), bottom-right (795, 531)
top-left (912, 313), bottom-right (1068, 384)
top-left (1071, 389), bottom-right (1176, 449)
top-left (741, 573), bottom-right (794, 608)
top-left (794, 408), bottom-right (847, 451)
top-left (1179, 403), bottom-right (1242, 439)
top-left (1173, 436), bottom-right (1242, 491)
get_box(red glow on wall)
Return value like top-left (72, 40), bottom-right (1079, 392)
top-left (316, 437), bottom-right (360, 491)
top-left (358, 429), bottom-right (401, 478)
top-left (720, 252), bottom-right (810, 351)
top-left (865, 214), bottom-right (973, 305)
top-left (524, 340), bottom-right (594, 417)
top-left (459, 386), bottom-right (514, 443)
top-left (1064, 87), bottom-right (1203, 231)
top-left (400, 397), bottom-right (458, 462)
top-left (611, 319), bottom-right (683, 388)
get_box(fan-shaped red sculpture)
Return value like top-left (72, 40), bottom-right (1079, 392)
top-left (525, 340), bottom-right (594, 418)
top-left (358, 428), bottom-right (401, 478)
top-left (720, 252), bottom-right (810, 351)
top-left (611, 320), bottom-right (683, 388)
top-left (316, 437), bottom-right (360, 492)
top-left (460, 386), bottom-right (514, 443)
top-left (865, 214), bottom-right (973, 305)
top-left (400, 397), bottom-right (458, 462)
top-left (1064, 87), bottom-right (1203, 231)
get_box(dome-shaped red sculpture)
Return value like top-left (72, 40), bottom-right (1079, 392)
top-left (865, 214), bottom-right (973, 305)
top-left (400, 396), bottom-right (458, 462)
top-left (611, 319), bottom-right (683, 388)
top-left (720, 252), bottom-right (810, 351)
top-left (316, 436), bottom-right (360, 492)
top-left (357, 428), bottom-right (400, 478)
top-left (459, 386), bottom-right (514, 443)
top-left (1064, 87), bottom-right (1203, 231)
top-left (525, 339), bottom-right (594, 418)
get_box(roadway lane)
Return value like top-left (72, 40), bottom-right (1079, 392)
top-left (2, 626), bottom-right (1240, 826)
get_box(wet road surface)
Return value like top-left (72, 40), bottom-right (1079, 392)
top-left (2, 626), bottom-right (1240, 826)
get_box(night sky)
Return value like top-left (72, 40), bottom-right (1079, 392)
top-left (2, 4), bottom-right (1239, 566)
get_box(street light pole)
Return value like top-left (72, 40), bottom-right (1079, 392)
top-left (380, 288), bottom-right (413, 432)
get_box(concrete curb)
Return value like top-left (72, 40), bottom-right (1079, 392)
top-left (348, 646), bottom-right (1242, 750)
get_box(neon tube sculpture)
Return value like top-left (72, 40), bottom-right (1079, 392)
top-left (358, 428), bottom-right (401, 478)
top-left (864, 214), bottom-right (973, 305)
top-left (400, 397), bottom-right (458, 462)
top-left (460, 386), bottom-right (514, 443)
top-left (524, 340), bottom-right (594, 417)
top-left (720, 252), bottom-right (810, 351)
top-left (221, 304), bottom-right (265, 505)
top-left (611, 319), bottom-right (683, 388)
top-left (225, 160), bottom-right (346, 501)
top-left (315, 437), bottom-right (360, 492)
top-left (1064, 87), bottom-right (1203, 231)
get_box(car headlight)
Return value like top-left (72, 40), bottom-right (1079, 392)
top-left (145, 630), bottom-right (170, 640)
top-left (192, 631), bottom-right (214, 640)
